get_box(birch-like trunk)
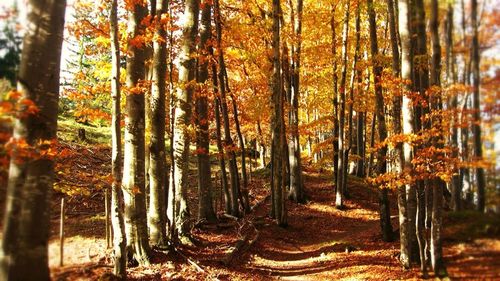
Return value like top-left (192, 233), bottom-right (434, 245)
top-left (123, 0), bottom-right (151, 265)
top-left (148, 0), bottom-right (168, 247)
top-left (109, 0), bottom-right (127, 277)
top-left (171, 0), bottom-right (200, 243)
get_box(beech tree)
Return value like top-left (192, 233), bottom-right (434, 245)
top-left (122, 0), bottom-right (151, 265)
top-left (109, 0), bottom-right (127, 277)
top-left (170, 0), bottom-right (200, 243)
top-left (0, 0), bottom-right (66, 279)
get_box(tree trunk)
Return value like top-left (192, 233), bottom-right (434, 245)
top-left (331, 5), bottom-right (339, 195)
top-left (148, 0), bottom-right (168, 247)
top-left (271, 0), bottom-right (287, 226)
top-left (429, 0), bottom-right (447, 276)
top-left (257, 121), bottom-right (267, 168)
top-left (288, 0), bottom-right (305, 203)
top-left (196, 0), bottom-right (217, 222)
top-left (212, 68), bottom-right (231, 214)
top-left (389, 0), bottom-right (409, 268)
top-left (214, 0), bottom-right (241, 217)
top-left (230, 92), bottom-right (251, 212)
top-left (109, 0), bottom-right (127, 277)
top-left (123, 1), bottom-right (151, 265)
top-left (471, 0), bottom-right (486, 213)
top-left (171, 0), bottom-right (199, 243)
top-left (367, 0), bottom-right (393, 242)
top-left (445, 3), bottom-right (461, 212)
top-left (0, 1), bottom-right (66, 280)
top-left (336, 0), bottom-right (350, 209)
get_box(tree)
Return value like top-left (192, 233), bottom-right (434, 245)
top-left (336, 0), bottom-right (350, 209)
top-left (388, 0), bottom-right (410, 268)
top-left (148, 0), bottom-right (169, 247)
top-left (271, 0), bottom-right (287, 226)
top-left (471, 0), bottom-right (486, 213)
top-left (0, 0), bottom-right (66, 280)
top-left (367, 0), bottom-right (393, 242)
top-left (429, 0), bottom-right (447, 276)
top-left (288, 0), bottom-right (305, 203)
top-left (122, 0), bottom-right (151, 265)
top-left (214, 0), bottom-right (241, 217)
top-left (109, 0), bottom-right (127, 277)
top-left (171, 0), bottom-right (200, 243)
top-left (196, 0), bottom-right (217, 222)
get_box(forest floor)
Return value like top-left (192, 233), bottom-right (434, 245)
top-left (41, 139), bottom-right (500, 281)
top-left (0, 122), bottom-right (498, 280)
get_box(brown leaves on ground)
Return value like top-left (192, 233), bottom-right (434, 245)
top-left (48, 158), bottom-right (499, 280)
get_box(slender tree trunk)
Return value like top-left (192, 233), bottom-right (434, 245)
top-left (148, 0), bottom-right (168, 247)
top-left (196, 0), bottom-right (217, 222)
top-left (471, 0), bottom-right (486, 213)
top-left (288, 0), bottom-right (305, 203)
top-left (123, 1), bottom-right (151, 265)
top-left (336, 0), bottom-right (350, 209)
top-left (389, 0), bottom-right (410, 268)
top-left (109, 0), bottom-right (127, 277)
top-left (367, 0), bottom-right (394, 242)
top-left (212, 67), bottom-right (231, 214)
top-left (331, 5), bottom-right (339, 194)
top-left (172, 0), bottom-right (200, 243)
top-left (429, 0), bottom-right (447, 276)
top-left (214, 0), bottom-right (241, 217)
top-left (271, 0), bottom-right (287, 226)
top-left (229, 93), bottom-right (251, 212)
top-left (446, 3), bottom-right (461, 212)
top-left (0, 1), bottom-right (66, 280)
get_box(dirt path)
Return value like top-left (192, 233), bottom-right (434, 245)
top-left (234, 171), bottom-right (417, 280)
top-left (48, 168), bottom-right (500, 280)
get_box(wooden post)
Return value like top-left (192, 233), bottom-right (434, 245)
top-left (59, 197), bottom-right (65, 267)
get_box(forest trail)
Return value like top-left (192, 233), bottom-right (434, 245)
top-left (47, 161), bottom-right (499, 280)
top-left (237, 170), bottom-right (417, 280)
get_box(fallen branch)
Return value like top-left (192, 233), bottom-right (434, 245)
top-left (251, 194), bottom-right (270, 212)
top-left (222, 220), bottom-right (260, 266)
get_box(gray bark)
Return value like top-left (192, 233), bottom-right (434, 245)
top-left (171, 0), bottom-right (200, 243)
top-left (110, 0), bottom-right (127, 277)
top-left (336, 0), bottom-right (350, 209)
top-left (389, 0), bottom-right (410, 268)
top-left (0, 1), bottom-right (66, 280)
top-left (123, 0), bottom-right (151, 265)
top-left (148, 0), bottom-right (168, 247)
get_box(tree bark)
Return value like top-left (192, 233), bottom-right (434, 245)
top-left (288, 0), bottom-right (305, 203)
top-left (0, 1), bottom-right (66, 279)
top-left (336, 0), bottom-right (350, 209)
top-left (471, 0), bottom-right (486, 213)
top-left (109, 0), bottom-right (127, 277)
top-left (214, 0), bottom-right (241, 217)
top-left (331, 5), bottom-right (339, 195)
top-left (196, 0), bottom-right (217, 222)
top-left (271, 0), bottom-right (287, 226)
top-left (123, 0), bottom-right (151, 265)
top-left (389, 0), bottom-right (410, 268)
top-left (148, 0), bottom-right (169, 247)
top-left (171, 0), bottom-right (200, 243)
top-left (367, 0), bottom-right (394, 242)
